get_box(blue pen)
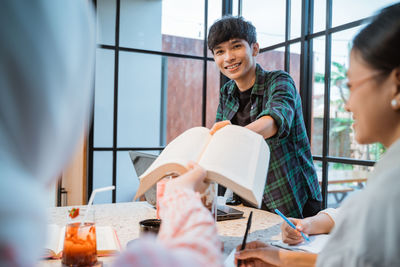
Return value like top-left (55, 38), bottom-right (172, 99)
top-left (274, 209), bottom-right (310, 242)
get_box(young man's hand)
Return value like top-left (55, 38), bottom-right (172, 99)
top-left (210, 120), bottom-right (231, 135)
top-left (234, 241), bottom-right (281, 267)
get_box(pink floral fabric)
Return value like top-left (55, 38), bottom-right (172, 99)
top-left (113, 188), bottom-right (223, 267)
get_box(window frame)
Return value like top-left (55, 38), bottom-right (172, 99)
top-left (88, 0), bottom-right (377, 209)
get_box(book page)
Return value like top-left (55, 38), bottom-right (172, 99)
top-left (200, 125), bottom-right (257, 188)
top-left (224, 248), bottom-right (236, 267)
top-left (135, 127), bottom-right (212, 199)
top-left (45, 224), bottom-right (60, 253)
top-left (199, 125), bottom-right (269, 207)
top-left (44, 224), bottom-right (64, 256)
top-left (270, 234), bottom-right (330, 254)
top-left (57, 226), bottom-right (66, 255)
top-left (140, 127), bottom-right (212, 178)
top-left (96, 226), bottom-right (120, 252)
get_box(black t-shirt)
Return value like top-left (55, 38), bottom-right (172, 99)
top-left (222, 87), bottom-right (252, 204)
top-left (231, 87), bottom-right (252, 126)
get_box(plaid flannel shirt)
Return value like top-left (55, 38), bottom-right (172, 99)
top-left (216, 64), bottom-right (322, 218)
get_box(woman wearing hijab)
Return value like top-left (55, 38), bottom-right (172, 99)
top-left (0, 1), bottom-right (94, 265)
top-left (0, 1), bottom-right (221, 266)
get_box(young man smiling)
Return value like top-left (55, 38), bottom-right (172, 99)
top-left (208, 16), bottom-right (321, 218)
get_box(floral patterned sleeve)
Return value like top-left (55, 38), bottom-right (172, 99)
top-left (112, 188), bottom-right (223, 267)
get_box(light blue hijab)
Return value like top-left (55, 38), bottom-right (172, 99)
top-left (0, 1), bottom-right (95, 265)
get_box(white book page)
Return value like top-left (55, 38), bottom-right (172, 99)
top-left (271, 234), bottom-right (330, 254)
top-left (57, 226), bottom-right (66, 254)
top-left (199, 125), bottom-right (260, 189)
top-left (224, 248), bottom-right (236, 267)
top-left (45, 224), bottom-right (62, 254)
top-left (141, 127), bottom-right (211, 177)
top-left (96, 226), bottom-right (118, 251)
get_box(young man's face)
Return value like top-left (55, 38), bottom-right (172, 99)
top-left (212, 38), bottom-right (259, 84)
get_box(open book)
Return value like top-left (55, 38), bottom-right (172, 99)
top-left (43, 224), bottom-right (121, 259)
top-left (134, 125), bottom-right (270, 208)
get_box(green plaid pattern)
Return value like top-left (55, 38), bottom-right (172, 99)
top-left (216, 64), bottom-right (322, 218)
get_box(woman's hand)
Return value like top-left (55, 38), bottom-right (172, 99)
top-left (281, 217), bottom-right (313, 245)
top-left (210, 120), bottom-right (231, 135)
top-left (235, 241), bottom-right (281, 267)
top-left (165, 162), bottom-right (209, 194)
top-left (281, 213), bottom-right (335, 245)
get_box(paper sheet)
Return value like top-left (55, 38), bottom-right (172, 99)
top-left (270, 234), bottom-right (330, 254)
top-left (224, 248), bottom-right (236, 267)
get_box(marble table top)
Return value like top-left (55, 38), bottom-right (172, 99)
top-left (39, 201), bottom-right (283, 266)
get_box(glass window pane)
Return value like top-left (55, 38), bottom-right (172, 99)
top-left (118, 52), bottom-right (162, 147)
top-left (120, 0), bottom-right (206, 56)
top-left (94, 48), bottom-right (114, 147)
top-left (232, 0), bottom-right (239, 16)
top-left (314, 159), bottom-right (322, 186)
top-left (332, 0), bottom-right (398, 28)
top-left (242, 0), bottom-right (286, 48)
top-left (329, 26), bottom-right (384, 160)
top-left (116, 151), bottom-right (137, 203)
top-left (119, 0), bottom-right (162, 51)
top-left (329, 27), bottom-right (356, 148)
top-left (206, 61), bottom-right (220, 129)
top-left (311, 36), bottom-right (325, 156)
top-left (257, 48), bottom-right (285, 71)
top-left (290, 0), bottom-right (302, 39)
top-left (116, 150), bottom-right (161, 203)
top-left (165, 57), bottom-right (204, 143)
top-left (93, 152), bottom-right (113, 204)
top-left (96, 0), bottom-right (116, 45)
top-left (117, 150), bottom-right (161, 203)
top-left (162, 0), bottom-right (205, 53)
top-left (118, 53), bottom-right (204, 147)
top-left (327, 163), bottom-right (373, 208)
top-left (289, 43), bottom-right (301, 90)
top-left (207, 0), bottom-right (222, 58)
top-left (162, 30), bottom-right (204, 57)
top-left (313, 0), bottom-right (326, 33)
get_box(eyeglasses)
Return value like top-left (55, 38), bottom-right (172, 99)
top-left (341, 72), bottom-right (382, 102)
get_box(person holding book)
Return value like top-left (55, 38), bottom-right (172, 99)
top-left (0, 2), bottom-right (222, 266)
top-left (114, 162), bottom-right (223, 267)
top-left (208, 16), bottom-right (322, 218)
top-left (0, 1), bottom-right (95, 266)
top-left (234, 3), bottom-right (400, 266)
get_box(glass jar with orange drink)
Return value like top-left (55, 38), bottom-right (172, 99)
top-left (62, 221), bottom-right (97, 266)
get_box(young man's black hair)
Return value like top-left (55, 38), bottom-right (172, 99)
top-left (207, 16), bottom-right (257, 52)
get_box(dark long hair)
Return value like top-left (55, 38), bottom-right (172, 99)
top-left (353, 3), bottom-right (400, 75)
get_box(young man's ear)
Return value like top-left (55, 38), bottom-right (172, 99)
top-left (252, 42), bottom-right (259, 57)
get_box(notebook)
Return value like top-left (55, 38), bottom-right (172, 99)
top-left (129, 151), bottom-right (244, 221)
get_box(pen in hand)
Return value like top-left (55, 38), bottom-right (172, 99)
top-left (274, 209), bottom-right (310, 242)
top-left (237, 211), bottom-right (253, 267)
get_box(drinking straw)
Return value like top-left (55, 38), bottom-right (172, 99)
top-left (80, 186), bottom-right (115, 227)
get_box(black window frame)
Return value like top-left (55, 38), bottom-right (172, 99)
top-left (87, 0), bottom-right (377, 209)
